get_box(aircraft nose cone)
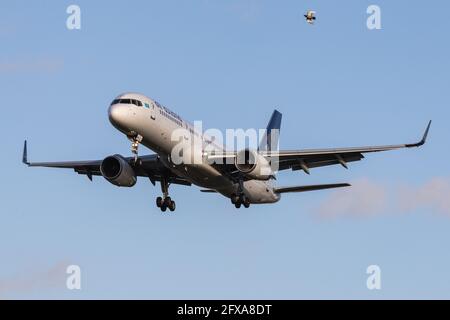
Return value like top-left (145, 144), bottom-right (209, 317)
top-left (108, 104), bottom-right (129, 130)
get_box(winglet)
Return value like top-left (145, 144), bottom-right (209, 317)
top-left (22, 140), bottom-right (30, 165)
top-left (406, 120), bottom-right (431, 148)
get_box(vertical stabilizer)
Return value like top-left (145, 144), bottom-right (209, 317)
top-left (259, 110), bottom-right (282, 152)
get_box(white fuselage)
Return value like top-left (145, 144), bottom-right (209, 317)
top-left (108, 93), bottom-right (280, 204)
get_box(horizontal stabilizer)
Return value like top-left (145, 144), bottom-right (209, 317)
top-left (274, 183), bottom-right (350, 194)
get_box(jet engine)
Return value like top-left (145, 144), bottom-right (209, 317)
top-left (100, 155), bottom-right (137, 187)
top-left (235, 149), bottom-right (273, 180)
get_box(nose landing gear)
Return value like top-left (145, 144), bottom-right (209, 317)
top-left (156, 177), bottom-right (176, 212)
top-left (129, 134), bottom-right (143, 163)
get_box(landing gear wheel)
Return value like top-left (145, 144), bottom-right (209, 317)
top-left (231, 195), bottom-right (239, 205)
top-left (156, 197), bottom-right (163, 208)
top-left (161, 204), bottom-right (167, 212)
top-left (169, 200), bottom-right (176, 212)
top-left (243, 197), bottom-right (251, 208)
top-left (235, 202), bottom-right (241, 209)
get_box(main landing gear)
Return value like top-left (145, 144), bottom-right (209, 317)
top-left (231, 178), bottom-right (251, 209)
top-left (231, 194), bottom-right (251, 209)
top-left (156, 177), bottom-right (176, 212)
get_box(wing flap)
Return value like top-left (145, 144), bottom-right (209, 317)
top-left (282, 152), bottom-right (364, 171)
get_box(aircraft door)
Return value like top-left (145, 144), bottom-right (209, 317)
top-left (146, 102), bottom-right (156, 120)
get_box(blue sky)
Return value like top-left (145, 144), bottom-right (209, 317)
top-left (1, 0), bottom-right (449, 299)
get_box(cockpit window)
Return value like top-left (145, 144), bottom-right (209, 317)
top-left (111, 98), bottom-right (143, 106)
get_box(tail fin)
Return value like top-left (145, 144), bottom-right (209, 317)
top-left (259, 109), bottom-right (282, 152)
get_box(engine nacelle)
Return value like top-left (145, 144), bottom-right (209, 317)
top-left (100, 155), bottom-right (137, 187)
top-left (235, 149), bottom-right (273, 180)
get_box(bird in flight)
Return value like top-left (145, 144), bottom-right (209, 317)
top-left (304, 10), bottom-right (316, 24)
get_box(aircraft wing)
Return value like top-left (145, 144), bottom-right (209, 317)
top-left (208, 121), bottom-right (431, 174)
top-left (22, 141), bottom-right (191, 186)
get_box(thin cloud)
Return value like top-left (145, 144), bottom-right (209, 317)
top-left (317, 178), bottom-right (387, 218)
top-left (399, 177), bottom-right (450, 215)
top-left (0, 58), bottom-right (64, 74)
top-left (317, 177), bottom-right (450, 218)
top-left (0, 261), bottom-right (68, 299)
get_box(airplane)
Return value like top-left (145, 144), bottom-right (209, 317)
top-left (23, 93), bottom-right (431, 212)
top-left (304, 10), bottom-right (316, 24)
